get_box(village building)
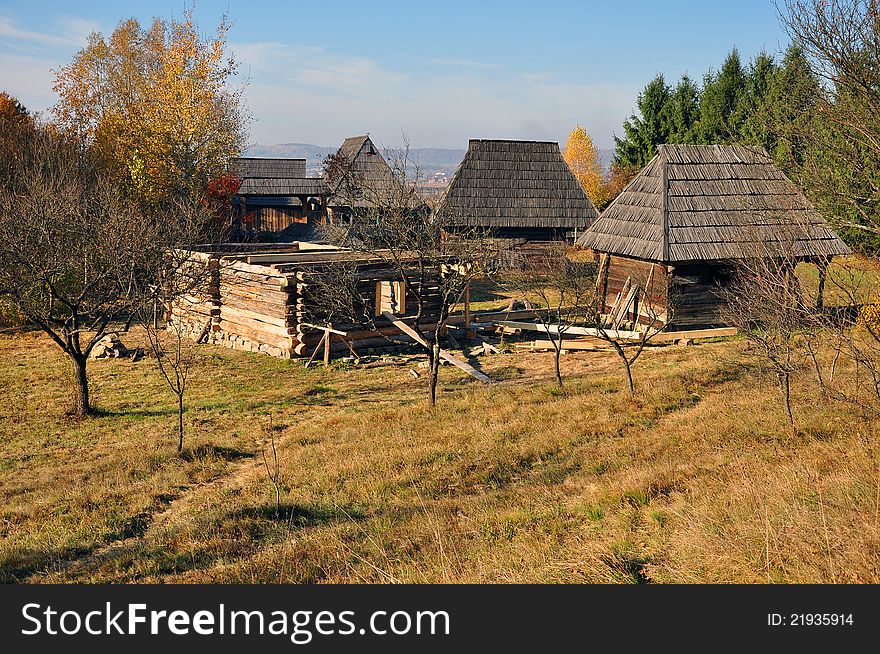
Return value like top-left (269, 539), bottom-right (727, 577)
top-left (577, 144), bottom-right (850, 328)
top-left (230, 157), bottom-right (330, 241)
top-left (438, 139), bottom-right (599, 257)
top-left (323, 134), bottom-right (396, 223)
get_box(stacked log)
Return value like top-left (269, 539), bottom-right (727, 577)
top-left (216, 259), bottom-right (295, 356)
top-left (166, 252), bottom-right (220, 340)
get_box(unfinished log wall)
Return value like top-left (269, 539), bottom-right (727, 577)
top-left (168, 252), bottom-right (445, 359)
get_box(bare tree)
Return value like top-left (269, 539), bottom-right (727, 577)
top-left (313, 143), bottom-right (496, 406)
top-left (0, 121), bottom-right (170, 415)
top-left (721, 251), bottom-right (820, 435)
top-left (588, 270), bottom-right (668, 397)
top-left (812, 257), bottom-right (880, 415)
top-left (503, 245), bottom-right (597, 387)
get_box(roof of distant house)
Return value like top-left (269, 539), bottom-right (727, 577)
top-left (438, 139), bottom-right (598, 229)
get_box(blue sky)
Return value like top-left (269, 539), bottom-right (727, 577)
top-left (0, 0), bottom-right (790, 149)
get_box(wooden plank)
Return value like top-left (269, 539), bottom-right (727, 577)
top-left (494, 321), bottom-right (737, 343)
top-left (516, 339), bottom-right (607, 351)
top-left (651, 327), bottom-right (737, 342)
top-left (495, 321), bottom-right (644, 340)
top-left (381, 312), bottom-right (490, 383)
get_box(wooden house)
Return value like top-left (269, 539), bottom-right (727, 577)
top-left (167, 243), bottom-right (446, 359)
top-left (577, 144), bottom-right (850, 328)
top-left (230, 157), bottom-right (331, 240)
top-left (438, 139), bottom-right (598, 257)
top-left (324, 135), bottom-right (396, 222)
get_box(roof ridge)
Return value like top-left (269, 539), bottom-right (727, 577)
top-left (659, 145), bottom-right (669, 262)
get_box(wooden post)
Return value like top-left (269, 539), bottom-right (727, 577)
top-left (464, 283), bottom-right (475, 339)
top-left (323, 325), bottom-right (332, 368)
top-left (816, 259), bottom-right (828, 312)
top-left (305, 331), bottom-right (327, 368)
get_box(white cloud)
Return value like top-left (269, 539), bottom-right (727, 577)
top-left (0, 12), bottom-right (99, 49)
top-left (233, 39), bottom-right (635, 149)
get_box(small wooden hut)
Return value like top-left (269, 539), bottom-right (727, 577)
top-left (577, 144), bottom-right (850, 328)
top-left (438, 139), bottom-right (598, 256)
top-left (167, 244), bottom-right (446, 359)
top-left (230, 157), bottom-right (331, 240)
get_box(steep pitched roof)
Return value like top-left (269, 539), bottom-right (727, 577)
top-left (326, 134), bottom-right (396, 207)
top-left (577, 144), bottom-right (850, 262)
top-left (438, 139), bottom-right (598, 229)
top-left (230, 157), bottom-right (306, 179)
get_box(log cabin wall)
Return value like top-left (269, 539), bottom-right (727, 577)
top-left (167, 249), bottom-right (445, 359)
top-left (600, 254), bottom-right (670, 325)
top-left (292, 261), bottom-right (443, 357)
top-left (667, 263), bottom-right (733, 328)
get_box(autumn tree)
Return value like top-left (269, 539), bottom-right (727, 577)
top-left (52, 11), bottom-right (246, 211)
top-left (0, 92), bottom-right (31, 128)
top-left (563, 125), bottom-right (604, 206)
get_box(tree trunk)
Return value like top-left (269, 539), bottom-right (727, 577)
top-left (428, 341), bottom-right (441, 408)
top-left (70, 353), bottom-right (91, 416)
top-left (554, 345), bottom-right (564, 388)
top-left (177, 392), bottom-right (185, 452)
top-left (779, 371), bottom-right (796, 436)
top-left (623, 358), bottom-right (635, 396)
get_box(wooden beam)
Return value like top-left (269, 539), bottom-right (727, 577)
top-left (299, 322), bottom-right (349, 337)
top-left (494, 321), bottom-right (737, 343)
top-left (381, 312), bottom-right (490, 383)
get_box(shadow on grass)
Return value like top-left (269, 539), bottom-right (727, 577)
top-left (180, 444), bottom-right (254, 462)
top-left (0, 544), bottom-right (99, 583)
top-left (228, 502), bottom-right (366, 528)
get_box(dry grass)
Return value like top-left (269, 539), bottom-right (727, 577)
top-left (1, 317), bottom-right (880, 583)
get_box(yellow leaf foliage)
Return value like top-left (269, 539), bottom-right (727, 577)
top-left (52, 11), bottom-right (245, 208)
top-left (563, 125), bottom-right (604, 206)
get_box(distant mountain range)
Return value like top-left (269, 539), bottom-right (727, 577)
top-left (245, 142), bottom-right (614, 178)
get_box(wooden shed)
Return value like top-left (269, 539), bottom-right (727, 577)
top-left (167, 244), bottom-right (446, 358)
top-left (438, 139), bottom-right (598, 256)
top-left (230, 157), bottom-right (331, 239)
top-left (577, 144), bottom-right (850, 328)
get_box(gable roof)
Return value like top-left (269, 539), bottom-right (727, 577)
top-left (326, 134), bottom-right (396, 207)
top-left (577, 144), bottom-right (850, 262)
top-left (438, 139), bottom-right (598, 229)
top-left (230, 157), bottom-right (306, 179)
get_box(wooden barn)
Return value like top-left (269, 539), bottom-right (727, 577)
top-left (167, 243), bottom-right (446, 359)
top-left (230, 157), bottom-right (331, 240)
top-left (438, 139), bottom-right (598, 258)
top-left (324, 135), bottom-right (396, 222)
top-left (577, 144), bottom-right (850, 328)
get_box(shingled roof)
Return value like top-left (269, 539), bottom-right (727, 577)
top-left (325, 135), bottom-right (395, 207)
top-left (577, 144), bottom-right (850, 262)
top-left (238, 178), bottom-right (330, 196)
top-left (230, 157), bottom-right (306, 179)
top-left (438, 139), bottom-right (598, 229)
